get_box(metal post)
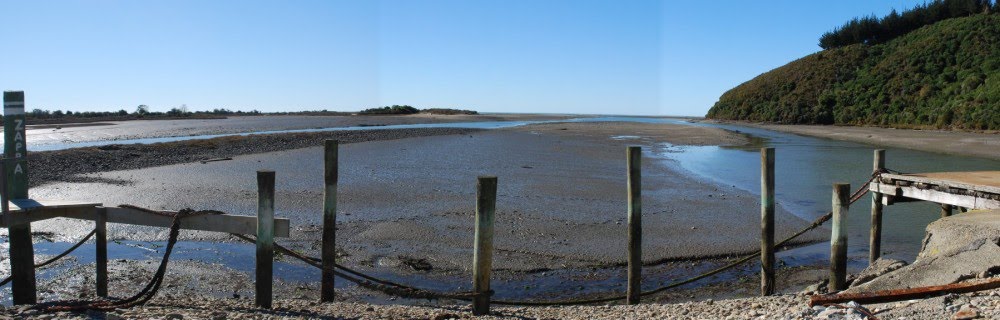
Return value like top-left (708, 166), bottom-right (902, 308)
top-left (4, 91), bottom-right (36, 304)
top-left (472, 176), bottom-right (496, 316)
top-left (256, 170), bottom-right (275, 308)
top-left (321, 140), bottom-right (338, 302)
top-left (626, 146), bottom-right (642, 305)
top-left (869, 150), bottom-right (885, 264)
top-left (760, 147), bottom-right (775, 296)
top-left (831, 183), bottom-right (850, 291)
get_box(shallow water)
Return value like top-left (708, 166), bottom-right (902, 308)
top-left (3, 116), bottom-right (997, 305)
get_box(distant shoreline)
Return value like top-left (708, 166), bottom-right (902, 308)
top-left (708, 120), bottom-right (1000, 161)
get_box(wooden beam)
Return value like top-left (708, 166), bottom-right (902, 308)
top-left (95, 207), bottom-right (108, 297)
top-left (870, 149), bottom-right (885, 264)
top-left (472, 176), bottom-right (497, 316)
top-left (626, 146), bottom-right (642, 305)
top-left (830, 183), bottom-right (850, 292)
top-left (879, 172), bottom-right (1000, 195)
top-left (870, 182), bottom-right (1000, 209)
top-left (760, 147), bottom-right (775, 296)
top-left (256, 170), bottom-right (275, 309)
top-left (61, 207), bottom-right (292, 237)
top-left (4, 90), bottom-right (36, 305)
top-left (321, 139), bottom-right (338, 302)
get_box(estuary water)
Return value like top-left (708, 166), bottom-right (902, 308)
top-left (19, 116), bottom-right (999, 262)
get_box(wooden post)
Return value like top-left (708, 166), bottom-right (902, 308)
top-left (321, 140), bottom-right (338, 302)
top-left (869, 150), bottom-right (885, 264)
top-left (940, 204), bottom-right (953, 218)
top-left (760, 147), bottom-right (775, 296)
top-left (626, 146), bottom-right (642, 305)
top-left (472, 176), bottom-right (497, 316)
top-left (831, 183), bottom-right (850, 292)
top-left (3, 91), bottom-right (36, 304)
top-left (95, 207), bottom-right (109, 297)
top-left (256, 170), bottom-right (275, 309)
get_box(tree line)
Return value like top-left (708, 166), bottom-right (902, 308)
top-left (819, 0), bottom-right (998, 49)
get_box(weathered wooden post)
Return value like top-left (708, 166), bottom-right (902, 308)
top-left (830, 183), bottom-right (850, 291)
top-left (472, 176), bottom-right (497, 316)
top-left (626, 146), bottom-right (642, 305)
top-left (869, 149), bottom-right (885, 264)
top-left (256, 170), bottom-right (276, 309)
top-left (96, 207), bottom-right (109, 297)
top-left (321, 140), bottom-right (338, 302)
top-left (940, 204), bottom-right (953, 218)
top-left (760, 147), bottom-right (775, 296)
top-left (4, 91), bottom-right (37, 304)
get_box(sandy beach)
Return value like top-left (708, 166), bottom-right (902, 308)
top-left (724, 122), bottom-right (1000, 160)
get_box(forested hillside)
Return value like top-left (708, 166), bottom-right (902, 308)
top-left (706, 1), bottom-right (1000, 130)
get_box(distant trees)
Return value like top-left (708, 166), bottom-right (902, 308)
top-left (359, 105), bottom-right (420, 115)
top-left (819, 0), bottom-right (995, 49)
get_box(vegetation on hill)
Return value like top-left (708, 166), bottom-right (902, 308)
top-left (819, 0), bottom-right (997, 49)
top-left (706, 13), bottom-right (1000, 130)
top-left (359, 105), bottom-right (420, 115)
top-left (359, 105), bottom-right (478, 115)
top-left (421, 108), bottom-right (478, 115)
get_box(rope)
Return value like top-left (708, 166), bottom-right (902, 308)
top-left (0, 229), bottom-right (97, 287)
top-left (219, 170), bottom-right (882, 306)
top-left (16, 168), bottom-right (885, 310)
top-left (33, 207), bottom-right (220, 312)
top-left (229, 233), bottom-right (484, 300)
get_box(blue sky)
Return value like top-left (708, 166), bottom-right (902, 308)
top-left (0, 0), bottom-right (924, 116)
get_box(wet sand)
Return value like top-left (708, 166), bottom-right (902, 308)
top-left (727, 122), bottom-right (1000, 160)
top-left (13, 120), bottom-right (830, 305)
top-left (24, 113), bottom-right (575, 147)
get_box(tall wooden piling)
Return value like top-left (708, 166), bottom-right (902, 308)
top-left (830, 183), bottom-right (850, 291)
top-left (472, 176), bottom-right (497, 316)
top-left (96, 207), bottom-right (109, 297)
top-left (869, 150), bottom-right (885, 264)
top-left (321, 140), bottom-right (338, 302)
top-left (760, 147), bottom-right (775, 296)
top-left (256, 170), bottom-right (275, 309)
top-left (626, 146), bottom-right (642, 305)
top-left (4, 91), bottom-right (37, 304)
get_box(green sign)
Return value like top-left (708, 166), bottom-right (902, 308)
top-left (4, 91), bottom-right (28, 199)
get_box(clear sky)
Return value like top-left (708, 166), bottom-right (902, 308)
top-left (0, 0), bottom-right (924, 116)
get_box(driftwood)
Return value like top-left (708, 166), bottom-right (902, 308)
top-left (809, 277), bottom-right (1000, 306)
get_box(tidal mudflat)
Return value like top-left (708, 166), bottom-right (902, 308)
top-left (11, 117), bottom-right (828, 305)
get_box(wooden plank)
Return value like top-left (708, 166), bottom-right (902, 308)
top-left (830, 183), bottom-right (850, 292)
top-left (72, 207), bottom-right (292, 237)
top-left (626, 146), bottom-right (642, 305)
top-left (472, 176), bottom-right (497, 316)
top-left (881, 172), bottom-right (1000, 195)
top-left (870, 182), bottom-right (1000, 209)
top-left (870, 149), bottom-right (885, 264)
top-left (7, 199), bottom-right (103, 212)
top-left (760, 147), bottom-right (775, 296)
top-left (1, 205), bottom-right (292, 235)
top-left (256, 170), bottom-right (275, 309)
top-left (321, 139), bottom-right (338, 302)
top-left (1, 206), bottom-right (94, 227)
top-left (4, 91), bottom-right (36, 305)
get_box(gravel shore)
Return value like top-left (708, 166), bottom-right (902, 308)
top-left (4, 287), bottom-right (997, 319)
